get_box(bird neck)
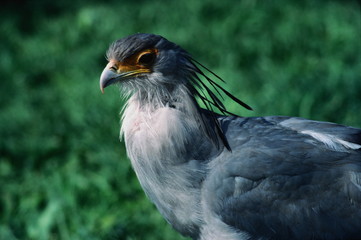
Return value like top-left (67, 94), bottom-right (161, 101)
top-left (132, 83), bottom-right (189, 112)
top-left (120, 83), bottom-right (222, 162)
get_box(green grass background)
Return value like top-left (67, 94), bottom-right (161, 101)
top-left (0, 0), bottom-right (360, 239)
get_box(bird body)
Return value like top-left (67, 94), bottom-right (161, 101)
top-left (100, 33), bottom-right (361, 240)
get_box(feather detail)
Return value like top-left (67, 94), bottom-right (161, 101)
top-left (187, 57), bottom-right (253, 111)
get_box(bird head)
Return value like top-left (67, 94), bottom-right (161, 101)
top-left (100, 33), bottom-right (252, 113)
top-left (100, 33), bottom-right (191, 94)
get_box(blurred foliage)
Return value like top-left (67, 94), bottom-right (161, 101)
top-left (0, 0), bottom-right (360, 239)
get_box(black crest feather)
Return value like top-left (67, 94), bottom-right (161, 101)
top-left (186, 56), bottom-right (252, 115)
top-left (183, 56), bottom-right (252, 151)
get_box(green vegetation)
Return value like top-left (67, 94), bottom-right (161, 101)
top-left (0, 0), bottom-right (360, 239)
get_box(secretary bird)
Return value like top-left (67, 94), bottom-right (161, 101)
top-left (99, 33), bottom-right (361, 240)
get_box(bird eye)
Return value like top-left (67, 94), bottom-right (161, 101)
top-left (138, 52), bottom-right (156, 65)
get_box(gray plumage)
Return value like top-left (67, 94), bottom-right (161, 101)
top-left (99, 33), bottom-right (361, 240)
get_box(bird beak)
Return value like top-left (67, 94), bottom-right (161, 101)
top-left (100, 62), bottom-right (151, 93)
top-left (100, 67), bottom-right (120, 94)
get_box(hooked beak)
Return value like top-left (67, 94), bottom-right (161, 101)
top-left (100, 68), bottom-right (120, 94)
top-left (100, 62), bottom-right (151, 93)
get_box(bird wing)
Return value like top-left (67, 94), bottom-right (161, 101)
top-left (266, 116), bottom-right (361, 152)
top-left (203, 116), bottom-right (361, 239)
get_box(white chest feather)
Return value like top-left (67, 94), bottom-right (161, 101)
top-left (120, 98), bottom-right (206, 234)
